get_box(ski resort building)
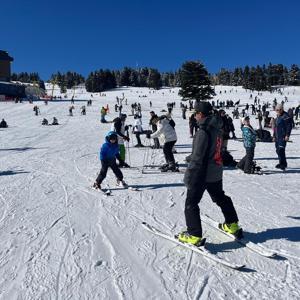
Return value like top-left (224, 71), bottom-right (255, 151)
top-left (0, 50), bottom-right (26, 100)
top-left (0, 50), bottom-right (13, 82)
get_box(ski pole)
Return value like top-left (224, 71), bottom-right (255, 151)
top-left (142, 137), bottom-right (149, 170)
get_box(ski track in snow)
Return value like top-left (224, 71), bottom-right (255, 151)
top-left (0, 85), bottom-right (300, 299)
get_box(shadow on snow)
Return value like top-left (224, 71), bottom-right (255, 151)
top-left (0, 147), bottom-right (40, 152)
top-left (0, 170), bottom-right (29, 176)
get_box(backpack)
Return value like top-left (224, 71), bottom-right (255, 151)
top-left (169, 119), bottom-right (176, 128)
top-left (256, 129), bottom-right (272, 142)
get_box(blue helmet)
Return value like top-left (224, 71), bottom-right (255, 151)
top-left (105, 131), bottom-right (118, 142)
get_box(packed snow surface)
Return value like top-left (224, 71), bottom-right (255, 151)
top-left (0, 85), bottom-right (300, 299)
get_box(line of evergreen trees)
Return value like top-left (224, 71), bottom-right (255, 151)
top-left (11, 72), bottom-right (45, 89)
top-left (213, 64), bottom-right (300, 91)
top-left (15, 62), bottom-right (299, 95)
top-left (85, 67), bottom-right (181, 92)
top-left (50, 71), bottom-right (85, 93)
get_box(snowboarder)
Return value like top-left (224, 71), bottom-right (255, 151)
top-left (273, 104), bottom-right (293, 170)
top-left (93, 131), bottom-right (128, 190)
top-left (237, 116), bottom-right (256, 174)
top-left (178, 101), bottom-right (241, 246)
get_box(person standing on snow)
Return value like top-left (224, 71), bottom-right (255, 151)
top-left (147, 115), bottom-right (177, 172)
top-left (93, 131), bottom-right (128, 190)
top-left (111, 114), bottom-right (130, 167)
top-left (189, 113), bottom-right (198, 138)
top-left (273, 104), bottom-right (293, 170)
top-left (149, 111), bottom-right (160, 149)
top-left (133, 114), bottom-right (145, 147)
top-left (237, 116), bottom-right (256, 174)
top-left (178, 102), bottom-right (241, 246)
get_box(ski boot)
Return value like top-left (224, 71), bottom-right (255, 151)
top-left (176, 231), bottom-right (204, 247)
top-left (275, 164), bottom-right (286, 170)
top-left (161, 162), bottom-right (178, 172)
top-left (252, 161), bottom-right (262, 173)
top-left (116, 179), bottom-right (128, 188)
top-left (219, 222), bottom-right (243, 239)
top-left (159, 162), bottom-right (169, 170)
top-left (92, 182), bottom-right (101, 190)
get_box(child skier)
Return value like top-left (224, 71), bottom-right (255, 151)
top-left (93, 131), bottom-right (128, 190)
top-left (237, 116), bottom-right (256, 174)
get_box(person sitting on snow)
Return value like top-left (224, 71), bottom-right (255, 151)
top-left (0, 119), bottom-right (8, 128)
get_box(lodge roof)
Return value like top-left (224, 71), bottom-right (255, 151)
top-left (0, 50), bottom-right (14, 62)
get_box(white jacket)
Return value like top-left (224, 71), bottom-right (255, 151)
top-left (151, 118), bottom-right (177, 143)
top-left (133, 118), bottom-right (143, 133)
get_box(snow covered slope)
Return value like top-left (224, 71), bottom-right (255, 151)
top-left (0, 86), bottom-right (299, 299)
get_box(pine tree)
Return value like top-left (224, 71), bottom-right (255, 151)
top-left (179, 61), bottom-right (215, 101)
top-left (120, 67), bottom-right (132, 86)
top-left (138, 68), bottom-right (149, 87)
top-left (147, 68), bottom-right (162, 89)
top-left (288, 64), bottom-right (300, 85)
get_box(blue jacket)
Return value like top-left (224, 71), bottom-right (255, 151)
top-left (99, 134), bottom-right (120, 161)
top-left (241, 125), bottom-right (256, 148)
top-left (274, 112), bottom-right (292, 146)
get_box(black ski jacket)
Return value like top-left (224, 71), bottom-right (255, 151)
top-left (184, 115), bottom-right (223, 189)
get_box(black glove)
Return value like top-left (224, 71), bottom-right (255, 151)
top-left (146, 133), bottom-right (151, 139)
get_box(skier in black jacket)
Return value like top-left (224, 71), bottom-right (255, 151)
top-left (178, 102), bottom-right (241, 246)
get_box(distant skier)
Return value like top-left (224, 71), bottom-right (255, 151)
top-left (69, 106), bottom-right (74, 116)
top-left (100, 106), bottom-right (108, 123)
top-left (182, 106), bottom-right (187, 119)
top-left (93, 131), bottom-right (128, 190)
top-left (81, 106), bottom-right (86, 115)
top-left (177, 101), bottom-right (241, 246)
top-left (189, 113), bottom-right (197, 138)
top-left (33, 106), bottom-right (40, 116)
top-left (237, 116), bottom-right (256, 174)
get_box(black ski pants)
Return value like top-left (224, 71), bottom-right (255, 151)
top-left (153, 138), bottom-right (160, 149)
top-left (185, 180), bottom-right (239, 237)
top-left (237, 147), bottom-right (255, 173)
top-left (96, 159), bottom-right (123, 184)
top-left (275, 142), bottom-right (287, 167)
top-left (163, 140), bottom-right (176, 163)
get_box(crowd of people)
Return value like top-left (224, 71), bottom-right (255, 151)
top-left (1, 87), bottom-right (298, 249)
